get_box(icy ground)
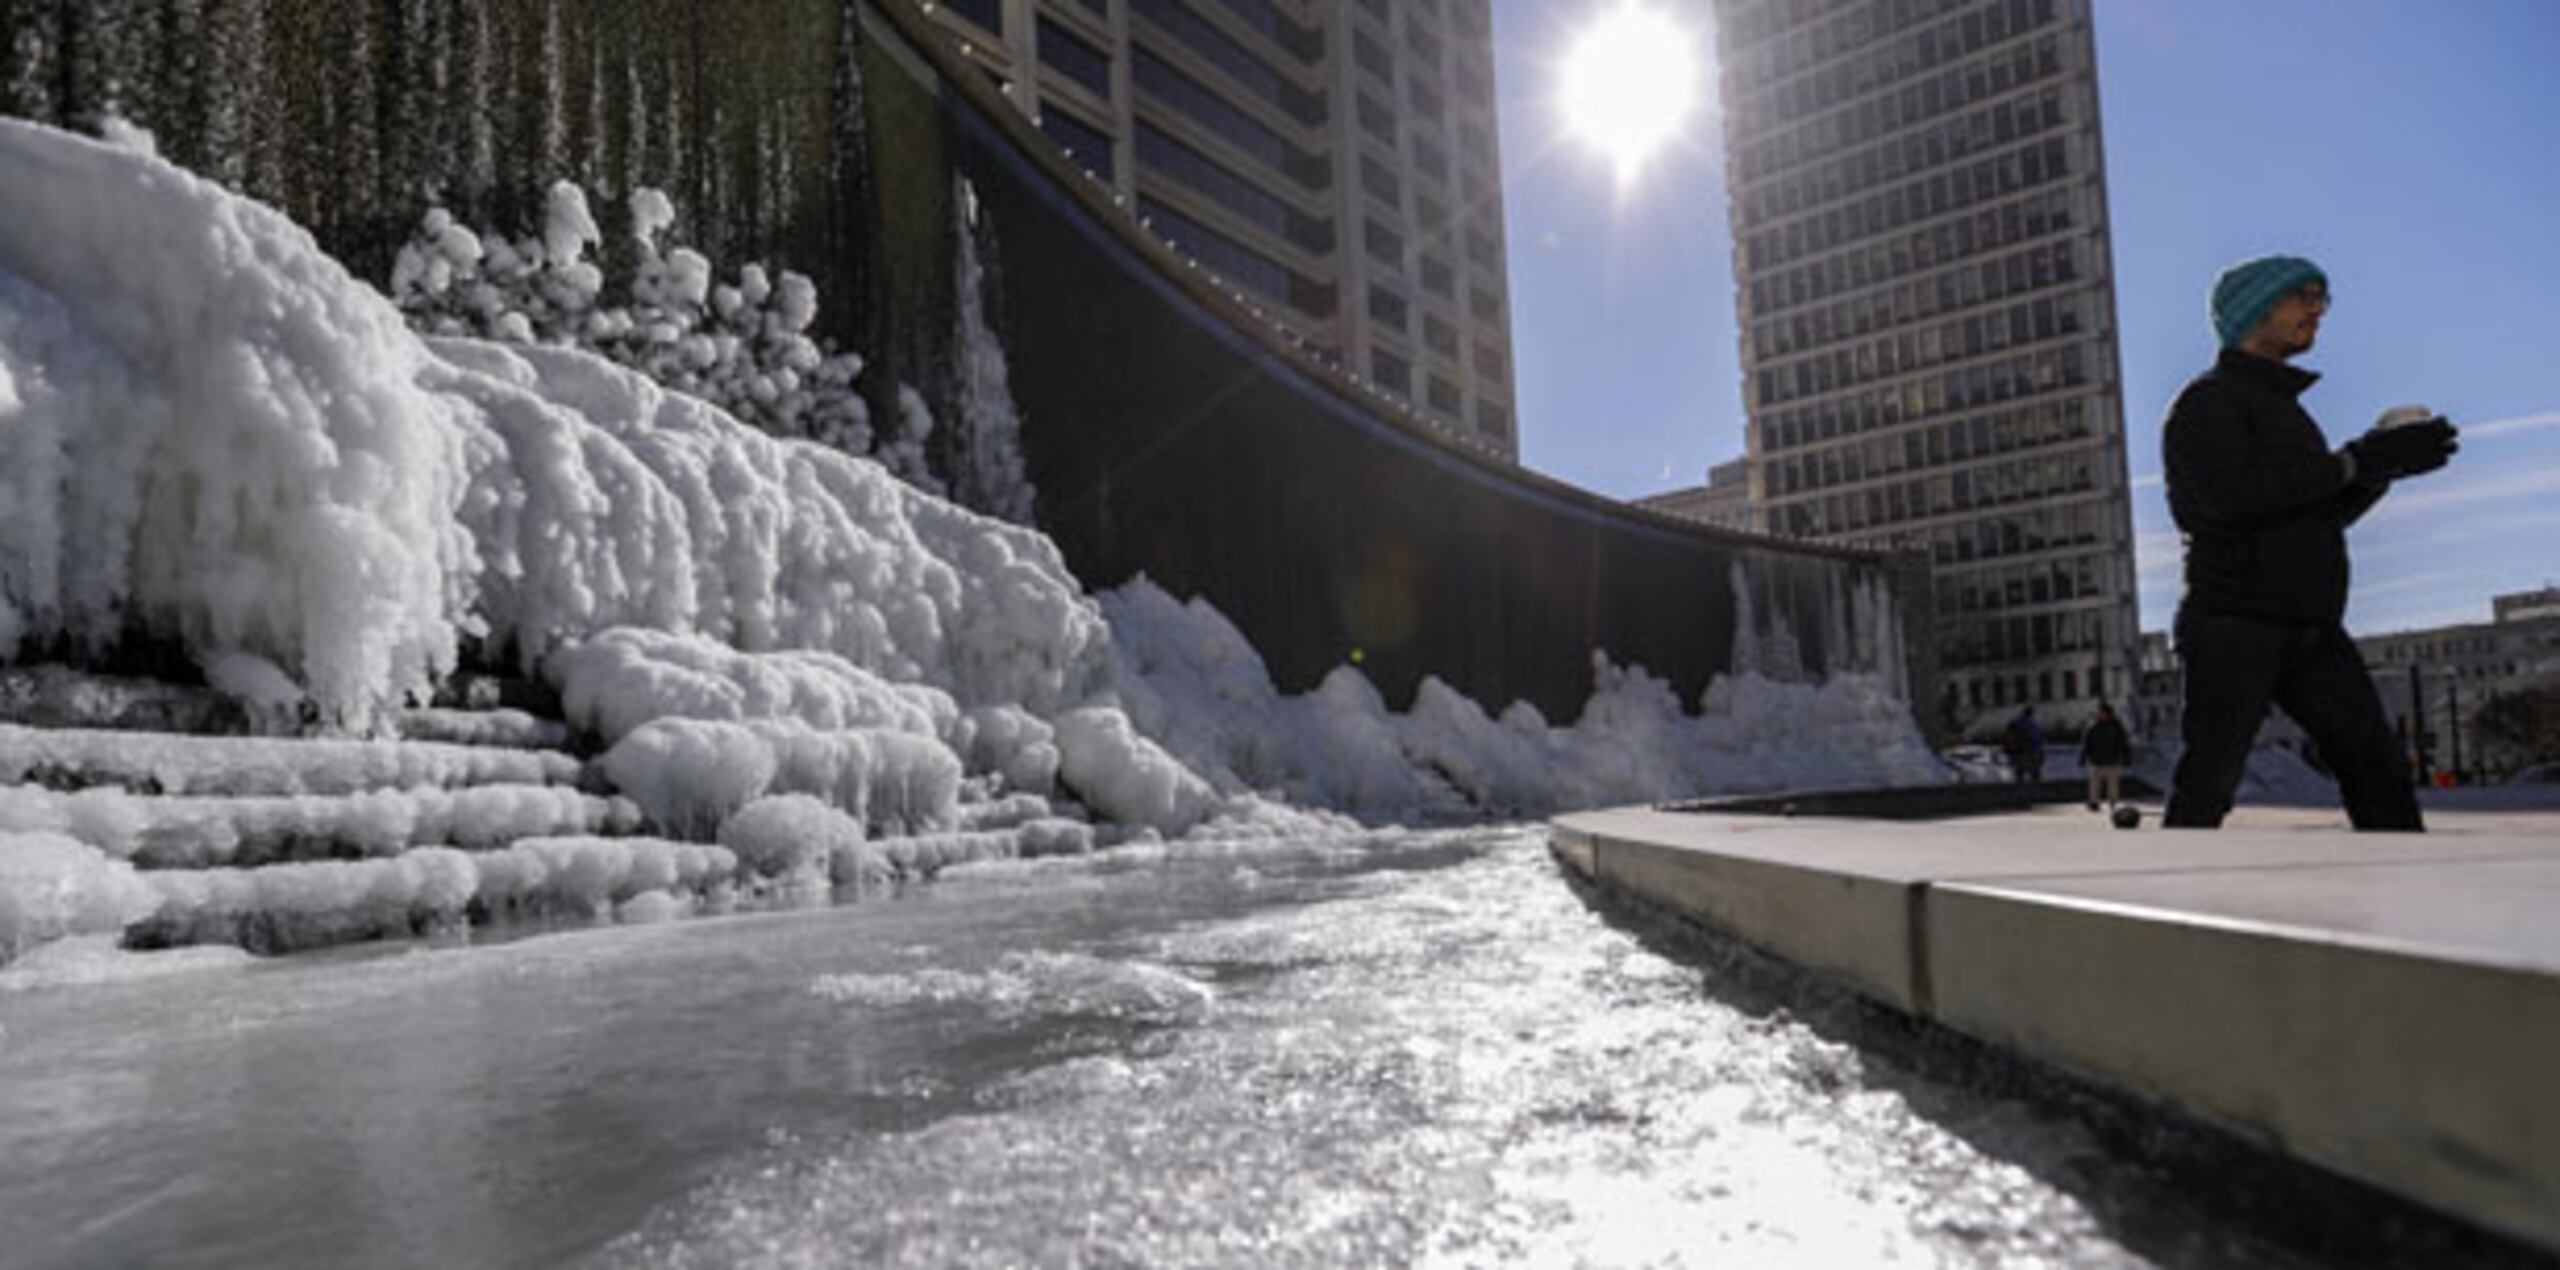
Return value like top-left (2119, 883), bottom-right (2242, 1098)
top-left (4, 829), bottom-right (2529, 1270)
top-left (0, 118), bottom-right (1941, 969)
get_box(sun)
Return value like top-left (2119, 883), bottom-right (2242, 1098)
top-left (1558, 2), bottom-right (1704, 186)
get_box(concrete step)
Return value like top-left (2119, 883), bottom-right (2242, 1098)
top-left (1550, 801), bottom-right (2560, 1256)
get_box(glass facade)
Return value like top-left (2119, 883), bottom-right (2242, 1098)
top-left (923, 0), bottom-right (1519, 461)
top-left (1715, 0), bottom-right (2138, 733)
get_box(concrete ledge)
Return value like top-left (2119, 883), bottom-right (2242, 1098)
top-left (1551, 802), bottom-right (2560, 1253)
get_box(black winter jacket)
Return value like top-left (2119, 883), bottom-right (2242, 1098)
top-left (2080, 716), bottom-right (2132, 767)
top-left (2163, 349), bottom-right (2387, 625)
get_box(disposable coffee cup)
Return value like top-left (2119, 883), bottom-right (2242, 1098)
top-left (2377, 404), bottom-right (2435, 429)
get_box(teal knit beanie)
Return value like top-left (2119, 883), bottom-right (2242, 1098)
top-left (2211, 255), bottom-right (2327, 347)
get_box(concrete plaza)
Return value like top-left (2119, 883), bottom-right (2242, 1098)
top-left (1550, 796), bottom-right (2560, 1254)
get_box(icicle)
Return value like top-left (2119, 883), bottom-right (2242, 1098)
top-left (944, 176), bottom-right (1037, 525)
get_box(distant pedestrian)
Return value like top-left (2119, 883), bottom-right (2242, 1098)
top-left (2160, 254), bottom-right (2458, 831)
top-left (2080, 702), bottom-right (2132, 810)
top-left (2002, 707), bottom-right (2044, 784)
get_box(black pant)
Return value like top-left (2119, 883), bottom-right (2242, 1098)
top-left (2165, 610), bottom-right (2421, 831)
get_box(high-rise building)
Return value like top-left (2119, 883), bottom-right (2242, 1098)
top-left (1635, 458), bottom-right (1755, 533)
top-left (1710, 0), bottom-right (2138, 733)
top-left (917, 0), bottom-right (1520, 460)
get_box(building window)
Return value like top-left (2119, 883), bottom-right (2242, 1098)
top-left (1420, 254), bottom-right (1455, 299)
top-left (1407, 76), bottom-right (1444, 126)
top-left (1367, 284), bottom-right (1408, 332)
top-left (944, 0), bottom-right (1001, 37)
top-left (1475, 400), bottom-right (1509, 440)
top-left (1364, 218), bottom-right (1403, 266)
top-left (1039, 107), bottom-right (1116, 181)
top-left (1404, 16), bottom-right (1442, 66)
top-left (1353, 29), bottom-right (1395, 85)
top-left (1372, 347), bottom-right (1411, 396)
top-left (1131, 48), bottom-right (1325, 188)
top-left (1358, 93), bottom-right (1395, 146)
top-left (1140, 196), bottom-right (1308, 313)
top-left (1136, 120), bottom-right (1330, 252)
top-left (1038, 17), bottom-right (1112, 98)
top-left (1208, 0), bottom-right (1325, 63)
top-left (1429, 376), bottom-right (1462, 417)
top-left (1423, 313), bottom-right (1457, 356)
top-left (1412, 136), bottom-right (1449, 184)
top-left (1361, 154), bottom-right (1401, 207)
top-left (1131, 0), bottom-right (1323, 124)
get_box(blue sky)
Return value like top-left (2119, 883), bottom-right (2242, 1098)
top-left (1489, 0), bottom-right (2560, 637)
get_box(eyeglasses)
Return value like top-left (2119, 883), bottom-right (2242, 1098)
top-left (2290, 284), bottom-right (2331, 312)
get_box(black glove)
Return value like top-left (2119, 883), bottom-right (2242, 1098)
top-left (2346, 417), bottom-right (2459, 481)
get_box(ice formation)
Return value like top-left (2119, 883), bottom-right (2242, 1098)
top-left (0, 119), bottom-right (1947, 968)
top-left (392, 181), bottom-right (896, 482)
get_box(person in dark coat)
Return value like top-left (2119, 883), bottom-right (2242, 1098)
top-left (2160, 255), bottom-right (2459, 830)
top-left (2080, 702), bottom-right (2133, 810)
top-left (2002, 707), bottom-right (2044, 784)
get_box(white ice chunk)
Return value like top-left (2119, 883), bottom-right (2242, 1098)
top-left (1054, 707), bottom-right (1219, 837)
top-left (718, 793), bottom-right (882, 888)
top-left (0, 831), bottom-right (158, 962)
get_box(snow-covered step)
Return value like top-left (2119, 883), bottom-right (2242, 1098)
top-left (0, 723), bottom-right (584, 796)
top-left (119, 835), bottom-right (741, 956)
top-left (0, 664), bottom-right (240, 735)
top-left (0, 782), bottom-right (642, 869)
top-left (386, 707), bottom-right (574, 752)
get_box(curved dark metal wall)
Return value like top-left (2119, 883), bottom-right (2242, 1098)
top-left (0, 0), bottom-right (1935, 725)
top-left (854, 2), bottom-right (1929, 720)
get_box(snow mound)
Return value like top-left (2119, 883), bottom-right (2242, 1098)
top-left (428, 335), bottom-right (1109, 713)
top-left (719, 793), bottom-right (889, 890)
top-left (0, 120), bottom-right (1114, 731)
top-left (0, 120), bottom-right (474, 728)
top-left (597, 717), bottom-right (962, 840)
top-left (549, 627), bottom-right (954, 748)
top-left (1096, 577), bottom-right (1945, 817)
top-left (1054, 706), bottom-right (1223, 836)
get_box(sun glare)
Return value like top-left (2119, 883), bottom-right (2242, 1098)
top-left (1559, 2), bottom-right (1703, 186)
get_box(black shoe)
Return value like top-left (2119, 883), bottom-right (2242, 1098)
top-left (2085, 801), bottom-right (2099, 811)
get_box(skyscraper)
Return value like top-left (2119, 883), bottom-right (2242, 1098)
top-left (1712, 0), bottom-right (2139, 734)
top-left (918, 0), bottom-right (1521, 461)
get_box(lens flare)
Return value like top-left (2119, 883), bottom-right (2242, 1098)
top-left (1559, 2), bottom-right (1704, 186)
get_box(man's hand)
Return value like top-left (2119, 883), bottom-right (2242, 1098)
top-left (2345, 416), bottom-right (2459, 481)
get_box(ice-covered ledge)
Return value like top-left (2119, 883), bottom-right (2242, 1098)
top-left (1549, 801), bottom-right (2560, 1255)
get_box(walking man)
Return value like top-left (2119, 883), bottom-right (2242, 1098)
top-left (2002, 707), bottom-right (2044, 784)
top-left (2161, 255), bottom-right (2459, 830)
top-left (2080, 702), bottom-right (2131, 811)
